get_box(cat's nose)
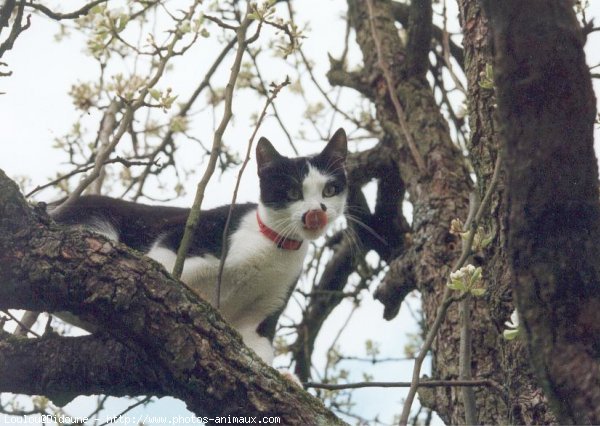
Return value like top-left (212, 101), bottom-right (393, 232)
top-left (303, 209), bottom-right (328, 230)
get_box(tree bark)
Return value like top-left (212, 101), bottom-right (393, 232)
top-left (482, 0), bottom-right (600, 423)
top-left (0, 332), bottom-right (163, 398)
top-left (457, 0), bottom-right (555, 423)
top-left (0, 169), bottom-right (346, 426)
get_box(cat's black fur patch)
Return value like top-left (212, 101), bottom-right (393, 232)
top-left (53, 195), bottom-right (256, 258)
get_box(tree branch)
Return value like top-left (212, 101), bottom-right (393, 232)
top-left (172, 14), bottom-right (255, 281)
top-left (0, 0), bottom-right (30, 59)
top-left (365, 0), bottom-right (427, 173)
top-left (0, 169), bottom-right (345, 425)
top-left (24, 0), bottom-right (108, 21)
top-left (0, 332), bottom-right (162, 397)
top-left (404, 0), bottom-right (432, 78)
top-left (391, 1), bottom-right (464, 68)
top-left (305, 379), bottom-right (503, 392)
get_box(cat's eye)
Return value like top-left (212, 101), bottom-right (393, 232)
top-left (323, 182), bottom-right (338, 198)
top-left (287, 187), bottom-right (302, 201)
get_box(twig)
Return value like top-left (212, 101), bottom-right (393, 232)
top-left (440, 0), bottom-right (466, 94)
top-left (130, 37), bottom-right (237, 199)
top-left (456, 193), bottom-right (480, 426)
top-left (97, 396), bottom-right (152, 426)
top-left (365, 0), bottom-right (427, 174)
top-left (1, 310), bottom-right (41, 337)
top-left (338, 355), bottom-right (415, 364)
top-left (215, 77), bottom-right (289, 307)
top-left (323, 303), bottom-right (358, 382)
top-left (459, 294), bottom-right (477, 425)
top-left (305, 379), bottom-right (503, 392)
top-left (90, 100), bottom-right (119, 195)
top-left (172, 15), bottom-right (260, 280)
top-left (398, 155), bottom-right (503, 425)
top-left (456, 156), bottom-right (503, 425)
top-left (246, 47), bottom-right (298, 155)
top-left (204, 14), bottom-right (238, 31)
top-left (286, 2), bottom-right (369, 132)
top-left (474, 154), bottom-right (502, 224)
top-left (26, 157), bottom-right (160, 198)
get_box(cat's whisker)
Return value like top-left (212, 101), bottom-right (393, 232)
top-left (345, 204), bottom-right (372, 216)
top-left (271, 217), bottom-right (300, 240)
top-left (342, 222), bottom-right (364, 260)
top-left (345, 214), bottom-right (389, 247)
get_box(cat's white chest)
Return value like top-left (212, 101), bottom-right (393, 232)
top-left (222, 215), bottom-right (307, 322)
top-left (147, 209), bottom-right (307, 326)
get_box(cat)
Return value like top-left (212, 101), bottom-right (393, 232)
top-left (47, 128), bottom-right (348, 365)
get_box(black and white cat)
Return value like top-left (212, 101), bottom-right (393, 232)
top-left (51, 128), bottom-right (348, 365)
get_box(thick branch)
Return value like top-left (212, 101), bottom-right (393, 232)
top-left (0, 332), bottom-right (162, 397)
top-left (0, 169), bottom-right (345, 425)
top-left (173, 15), bottom-right (253, 281)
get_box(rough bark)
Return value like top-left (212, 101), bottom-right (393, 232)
top-left (0, 169), bottom-right (345, 425)
top-left (457, 0), bottom-right (555, 423)
top-left (482, 1), bottom-right (600, 423)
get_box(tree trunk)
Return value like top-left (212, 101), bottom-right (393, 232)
top-left (482, 1), bottom-right (600, 423)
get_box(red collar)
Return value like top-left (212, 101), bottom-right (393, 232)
top-left (256, 211), bottom-right (303, 250)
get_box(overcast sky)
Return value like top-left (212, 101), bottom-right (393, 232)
top-left (1, 0), bottom-right (599, 424)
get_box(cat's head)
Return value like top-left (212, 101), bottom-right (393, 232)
top-left (256, 128), bottom-right (347, 241)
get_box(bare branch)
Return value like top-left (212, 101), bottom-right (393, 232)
top-left (130, 37), bottom-right (237, 199)
top-left (89, 100), bottom-right (120, 195)
top-left (305, 379), bottom-right (504, 393)
top-left (172, 15), bottom-right (257, 280)
top-left (52, 1), bottom-right (202, 217)
top-left (26, 157), bottom-right (161, 198)
top-left (398, 156), bottom-right (502, 425)
top-left (216, 77), bottom-right (290, 306)
top-left (365, 0), bottom-right (427, 174)
top-left (24, 0), bottom-right (108, 21)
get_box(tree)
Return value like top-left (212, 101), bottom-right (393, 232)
top-left (0, 0), bottom-right (598, 424)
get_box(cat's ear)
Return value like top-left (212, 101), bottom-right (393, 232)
top-left (320, 128), bottom-right (347, 164)
top-left (256, 137), bottom-right (282, 171)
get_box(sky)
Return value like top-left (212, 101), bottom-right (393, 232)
top-left (1, 0), bottom-right (599, 425)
